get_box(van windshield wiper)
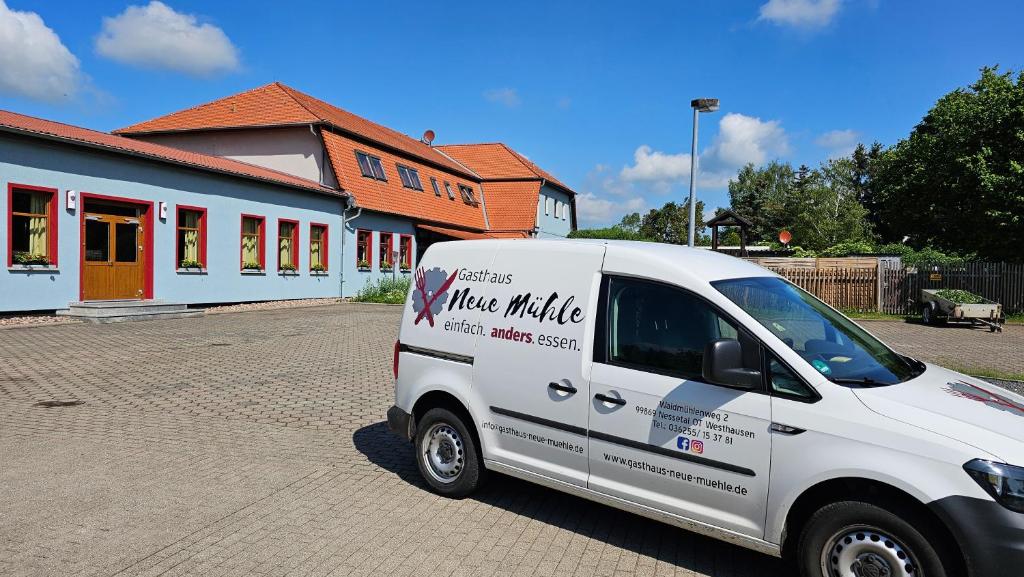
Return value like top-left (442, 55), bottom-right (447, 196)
top-left (829, 377), bottom-right (892, 387)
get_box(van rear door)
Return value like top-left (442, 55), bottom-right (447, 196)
top-left (470, 242), bottom-right (605, 488)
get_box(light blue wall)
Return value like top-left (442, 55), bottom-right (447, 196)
top-left (536, 184), bottom-right (573, 239)
top-left (341, 210), bottom-right (417, 298)
top-left (0, 134), bottom-right (416, 311)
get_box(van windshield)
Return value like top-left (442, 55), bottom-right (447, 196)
top-left (712, 276), bottom-right (921, 386)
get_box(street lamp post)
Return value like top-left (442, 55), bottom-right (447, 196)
top-left (687, 97), bottom-right (720, 247)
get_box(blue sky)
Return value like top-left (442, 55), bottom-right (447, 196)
top-left (1, 1), bottom-right (1021, 227)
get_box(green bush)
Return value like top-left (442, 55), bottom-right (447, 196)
top-left (819, 240), bottom-right (876, 257)
top-left (568, 227), bottom-right (648, 241)
top-left (354, 276), bottom-right (411, 304)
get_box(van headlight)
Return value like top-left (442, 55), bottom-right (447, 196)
top-left (963, 459), bottom-right (1024, 513)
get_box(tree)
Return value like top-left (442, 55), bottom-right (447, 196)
top-left (637, 201), bottom-right (707, 245)
top-left (727, 161), bottom-right (796, 243)
top-left (873, 66), bottom-right (1024, 260)
top-left (617, 212), bottom-right (642, 234)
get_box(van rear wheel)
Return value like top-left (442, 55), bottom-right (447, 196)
top-left (415, 407), bottom-right (482, 498)
top-left (797, 501), bottom-right (949, 577)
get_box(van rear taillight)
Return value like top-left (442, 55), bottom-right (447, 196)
top-left (393, 340), bottom-right (401, 379)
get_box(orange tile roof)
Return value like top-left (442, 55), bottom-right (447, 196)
top-left (115, 82), bottom-right (477, 179)
top-left (0, 109), bottom-right (341, 196)
top-left (416, 224), bottom-right (528, 240)
top-left (479, 180), bottom-right (543, 233)
top-left (437, 142), bottom-right (573, 193)
top-left (322, 130), bottom-right (487, 231)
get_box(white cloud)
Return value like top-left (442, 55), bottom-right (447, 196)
top-left (620, 113), bottom-right (789, 189)
top-left (815, 128), bottom-right (860, 158)
top-left (0, 1), bottom-right (80, 102)
top-left (758, 0), bottom-right (841, 28)
top-left (95, 1), bottom-right (239, 76)
top-left (576, 191), bottom-right (646, 228)
top-left (483, 87), bottom-right (520, 108)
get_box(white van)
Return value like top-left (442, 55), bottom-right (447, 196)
top-left (387, 239), bottom-right (1024, 577)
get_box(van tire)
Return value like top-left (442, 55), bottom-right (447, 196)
top-left (414, 407), bottom-right (482, 498)
top-left (797, 500), bottom-right (949, 577)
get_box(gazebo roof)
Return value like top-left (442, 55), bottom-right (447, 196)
top-left (706, 209), bottom-right (753, 228)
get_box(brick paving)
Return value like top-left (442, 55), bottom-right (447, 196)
top-left (0, 305), bottom-right (1019, 577)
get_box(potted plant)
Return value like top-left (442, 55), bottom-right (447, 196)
top-left (242, 262), bottom-right (263, 272)
top-left (380, 262), bottom-right (394, 273)
top-left (399, 264), bottom-right (412, 273)
top-left (280, 263), bottom-right (297, 274)
top-left (179, 258), bottom-right (204, 271)
top-left (13, 252), bottom-right (49, 267)
top-left (357, 259), bottom-right (371, 271)
top-left (311, 263), bottom-right (327, 273)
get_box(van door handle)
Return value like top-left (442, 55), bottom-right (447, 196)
top-left (548, 382), bottom-right (577, 394)
top-left (594, 393), bottom-right (626, 406)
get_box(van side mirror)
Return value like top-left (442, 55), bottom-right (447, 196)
top-left (702, 339), bottom-right (761, 390)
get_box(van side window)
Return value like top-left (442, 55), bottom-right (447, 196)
top-left (606, 276), bottom-right (739, 380)
top-left (768, 354), bottom-right (816, 400)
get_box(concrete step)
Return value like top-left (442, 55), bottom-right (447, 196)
top-left (58, 300), bottom-right (204, 323)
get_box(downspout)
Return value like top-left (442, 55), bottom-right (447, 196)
top-left (340, 201), bottom-right (362, 298)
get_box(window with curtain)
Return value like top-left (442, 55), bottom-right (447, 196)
top-left (241, 216), bottom-right (263, 270)
top-left (379, 232), bottom-right (393, 270)
top-left (10, 188), bottom-right (53, 266)
top-left (399, 235), bottom-right (412, 270)
top-left (278, 220), bottom-right (297, 271)
top-left (356, 230), bottom-right (372, 269)
top-left (310, 224), bottom-right (327, 272)
top-left (177, 208), bottom-right (204, 268)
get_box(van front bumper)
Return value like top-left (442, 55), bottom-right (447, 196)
top-left (387, 405), bottom-right (413, 441)
top-left (929, 495), bottom-right (1024, 577)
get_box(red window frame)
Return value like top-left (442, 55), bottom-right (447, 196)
top-left (356, 229), bottom-right (372, 269)
top-left (379, 232), bottom-right (394, 268)
top-left (277, 218), bottom-right (300, 271)
top-left (309, 222), bottom-right (329, 272)
top-left (399, 234), bottom-right (413, 270)
top-left (240, 214), bottom-right (266, 271)
top-left (7, 183), bottom-right (59, 268)
top-left (175, 205), bottom-right (207, 270)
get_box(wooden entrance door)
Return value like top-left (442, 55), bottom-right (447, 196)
top-left (82, 202), bottom-right (145, 300)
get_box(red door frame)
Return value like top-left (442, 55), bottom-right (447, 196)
top-left (79, 193), bottom-right (155, 301)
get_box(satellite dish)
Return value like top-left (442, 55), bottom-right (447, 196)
top-left (779, 230), bottom-right (792, 245)
top-left (422, 129), bottom-right (435, 145)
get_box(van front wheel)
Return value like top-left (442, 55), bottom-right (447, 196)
top-left (797, 501), bottom-right (949, 577)
top-left (415, 407), bottom-right (482, 498)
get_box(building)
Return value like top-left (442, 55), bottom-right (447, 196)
top-left (1, 83), bottom-right (577, 312)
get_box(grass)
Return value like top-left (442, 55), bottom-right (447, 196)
top-left (353, 276), bottom-right (411, 304)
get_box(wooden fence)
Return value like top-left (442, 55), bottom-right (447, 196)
top-left (771, 268), bottom-right (878, 312)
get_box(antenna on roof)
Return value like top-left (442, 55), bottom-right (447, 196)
top-left (421, 129), bottom-right (435, 146)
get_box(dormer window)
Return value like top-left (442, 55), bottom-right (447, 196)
top-left (430, 177), bottom-right (441, 197)
top-left (443, 181), bottom-right (456, 200)
top-left (397, 164), bottom-right (423, 191)
top-left (355, 151), bottom-right (386, 181)
top-left (458, 184), bottom-right (478, 205)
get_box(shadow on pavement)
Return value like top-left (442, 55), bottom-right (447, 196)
top-left (354, 421), bottom-right (785, 576)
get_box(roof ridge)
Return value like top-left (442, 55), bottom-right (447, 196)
top-left (436, 142), bottom-right (506, 148)
top-left (499, 142), bottom-right (544, 179)
top-left (432, 147), bottom-right (481, 179)
top-left (114, 82), bottom-right (304, 134)
top-left (274, 82), bottom-right (329, 123)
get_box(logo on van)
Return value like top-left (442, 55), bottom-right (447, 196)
top-left (677, 437), bottom-right (704, 454)
top-left (943, 380), bottom-right (1024, 417)
top-left (412, 266), bottom-right (459, 327)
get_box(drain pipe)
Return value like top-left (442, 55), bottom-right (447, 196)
top-left (340, 196), bottom-right (362, 298)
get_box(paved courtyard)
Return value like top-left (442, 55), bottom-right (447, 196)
top-left (1, 305), bottom-right (1021, 577)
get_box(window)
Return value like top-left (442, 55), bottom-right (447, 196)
top-left (554, 201), bottom-right (561, 219)
top-left (240, 215), bottom-right (265, 270)
top-left (767, 354), bottom-right (816, 400)
top-left (379, 232), bottom-right (394, 270)
top-left (278, 219), bottom-right (298, 271)
top-left (310, 224), bottom-right (328, 272)
top-left (356, 229), bottom-right (372, 269)
top-left (8, 184), bottom-right (57, 267)
top-left (563, 201), bottom-right (568, 220)
top-left (444, 181), bottom-right (456, 200)
top-left (355, 151), bottom-right (386, 181)
top-left (397, 165), bottom-right (423, 190)
top-left (430, 177), bottom-right (441, 197)
top-left (605, 276), bottom-right (742, 380)
top-left (545, 196), bottom-right (552, 215)
top-left (458, 184), bottom-right (478, 205)
top-left (176, 206), bottom-right (206, 269)
top-left (399, 234), bottom-right (413, 270)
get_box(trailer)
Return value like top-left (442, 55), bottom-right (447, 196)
top-left (920, 288), bottom-right (1003, 332)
